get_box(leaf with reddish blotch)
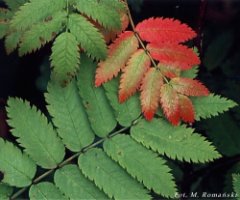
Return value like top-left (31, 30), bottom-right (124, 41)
top-left (95, 31), bottom-right (139, 87)
top-left (157, 63), bottom-right (180, 79)
top-left (119, 49), bottom-right (151, 103)
top-left (160, 84), bottom-right (180, 125)
top-left (178, 94), bottom-right (195, 123)
top-left (147, 43), bottom-right (200, 70)
top-left (171, 77), bottom-right (209, 96)
top-left (140, 68), bottom-right (163, 120)
top-left (136, 17), bottom-right (196, 44)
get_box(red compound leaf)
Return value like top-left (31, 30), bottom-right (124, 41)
top-left (95, 31), bottom-right (139, 86)
top-left (171, 77), bottom-right (209, 96)
top-left (147, 43), bottom-right (200, 70)
top-left (178, 94), bottom-right (195, 123)
top-left (160, 84), bottom-right (180, 126)
top-left (140, 68), bottom-right (163, 120)
top-left (136, 17), bottom-right (196, 44)
top-left (119, 49), bottom-right (150, 102)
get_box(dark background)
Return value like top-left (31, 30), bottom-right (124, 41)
top-left (0, 0), bottom-right (240, 198)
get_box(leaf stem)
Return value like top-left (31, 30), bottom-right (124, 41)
top-left (123, 0), bottom-right (169, 84)
top-left (10, 126), bottom-right (130, 200)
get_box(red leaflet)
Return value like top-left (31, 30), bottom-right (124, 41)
top-left (171, 77), bottom-right (209, 96)
top-left (178, 95), bottom-right (195, 123)
top-left (119, 49), bottom-right (150, 102)
top-left (95, 31), bottom-right (139, 86)
top-left (160, 84), bottom-right (180, 125)
top-left (157, 63), bottom-right (180, 79)
top-left (136, 17), bottom-right (196, 44)
top-left (147, 43), bottom-right (200, 70)
top-left (140, 68), bottom-right (163, 120)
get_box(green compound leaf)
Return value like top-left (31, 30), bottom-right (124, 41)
top-left (233, 174), bottom-right (240, 200)
top-left (0, 183), bottom-right (13, 200)
top-left (51, 31), bottom-right (80, 85)
top-left (45, 80), bottom-right (95, 152)
top-left (103, 78), bottom-right (141, 127)
top-left (104, 135), bottom-right (177, 198)
top-left (73, 0), bottom-right (123, 30)
top-left (192, 93), bottom-right (237, 120)
top-left (0, 138), bottom-right (36, 187)
top-left (77, 55), bottom-right (117, 137)
top-left (131, 119), bottom-right (221, 163)
top-left (10, 0), bottom-right (65, 31)
top-left (68, 14), bottom-right (107, 60)
top-left (7, 98), bottom-right (65, 169)
top-left (54, 164), bottom-right (108, 199)
top-left (19, 11), bottom-right (67, 56)
top-left (29, 182), bottom-right (67, 200)
top-left (78, 148), bottom-right (151, 200)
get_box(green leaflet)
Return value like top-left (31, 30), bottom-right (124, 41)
top-left (19, 11), bottom-right (67, 56)
top-left (51, 31), bottom-right (80, 85)
top-left (10, 0), bottom-right (65, 31)
top-left (45, 80), bottom-right (95, 152)
top-left (104, 135), bottom-right (177, 198)
top-left (0, 183), bottom-right (13, 200)
top-left (192, 93), bottom-right (237, 120)
top-left (181, 66), bottom-right (199, 79)
top-left (78, 148), bottom-right (151, 200)
top-left (68, 14), bottom-right (107, 60)
top-left (0, 23), bottom-right (8, 39)
top-left (131, 119), bottom-right (221, 163)
top-left (0, 138), bottom-right (36, 187)
top-left (29, 182), bottom-right (67, 200)
top-left (77, 55), bottom-right (117, 137)
top-left (7, 98), bottom-right (65, 169)
top-left (3, 0), bottom-right (27, 11)
top-left (73, 0), bottom-right (122, 30)
top-left (4, 31), bottom-right (22, 54)
top-left (54, 164), bottom-right (108, 199)
top-left (233, 174), bottom-right (240, 200)
top-left (104, 78), bottom-right (141, 127)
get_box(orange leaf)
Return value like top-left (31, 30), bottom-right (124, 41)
top-left (178, 94), bottom-right (195, 123)
top-left (119, 49), bottom-right (150, 102)
top-left (95, 31), bottom-right (139, 86)
top-left (140, 68), bottom-right (163, 120)
top-left (147, 43), bottom-right (200, 70)
top-left (136, 17), bottom-right (196, 44)
top-left (171, 77), bottom-right (209, 96)
top-left (160, 84), bottom-right (180, 125)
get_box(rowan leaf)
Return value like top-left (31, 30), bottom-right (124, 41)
top-left (68, 13), bottom-right (107, 60)
top-left (157, 63), bottom-right (181, 79)
top-left (140, 68), bottom-right (163, 120)
top-left (136, 17), bottom-right (196, 44)
top-left (160, 84), bottom-right (180, 125)
top-left (131, 119), bottom-right (221, 163)
top-left (5, 31), bottom-right (22, 54)
top-left (192, 94), bottom-right (238, 120)
top-left (73, 0), bottom-right (123, 30)
top-left (119, 49), bottom-right (150, 102)
top-left (50, 32), bottom-right (80, 85)
top-left (178, 94), bottom-right (194, 123)
top-left (233, 174), bottom-right (240, 199)
top-left (147, 43), bottom-right (200, 70)
top-left (95, 31), bottom-right (139, 86)
top-left (171, 77), bottom-right (209, 96)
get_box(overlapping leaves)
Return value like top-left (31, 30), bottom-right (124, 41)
top-left (95, 17), bottom-right (223, 125)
